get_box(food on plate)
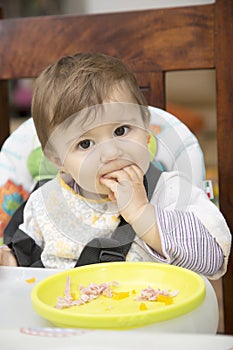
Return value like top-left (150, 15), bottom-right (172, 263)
top-left (139, 302), bottom-right (148, 311)
top-left (55, 276), bottom-right (179, 310)
top-left (56, 277), bottom-right (119, 309)
top-left (137, 286), bottom-right (179, 305)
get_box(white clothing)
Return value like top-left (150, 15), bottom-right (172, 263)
top-left (19, 171), bottom-right (231, 279)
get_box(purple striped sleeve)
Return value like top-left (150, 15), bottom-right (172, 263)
top-left (150, 206), bottom-right (224, 276)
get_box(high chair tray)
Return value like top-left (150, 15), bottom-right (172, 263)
top-left (0, 264), bottom-right (219, 337)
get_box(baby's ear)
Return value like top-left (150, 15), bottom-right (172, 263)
top-left (143, 108), bottom-right (151, 129)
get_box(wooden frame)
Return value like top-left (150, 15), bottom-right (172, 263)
top-left (0, 1), bottom-right (232, 334)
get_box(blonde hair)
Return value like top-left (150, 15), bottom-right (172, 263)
top-left (31, 52), bottom-right (148, 149)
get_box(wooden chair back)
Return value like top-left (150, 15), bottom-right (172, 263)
top-left (0, 0), bottom-right (232, 334)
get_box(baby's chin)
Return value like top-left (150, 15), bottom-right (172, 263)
top-left (81, 181), bottom-right (110, 199)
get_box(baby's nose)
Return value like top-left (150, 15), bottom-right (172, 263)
top-left (99, 140), bottom-right (123, 163)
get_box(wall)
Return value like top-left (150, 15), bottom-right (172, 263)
top-left (62, 0), bottom-right (214, 14)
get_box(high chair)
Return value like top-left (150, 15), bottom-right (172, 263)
top-left (0, 0), bottom-right (232, 334)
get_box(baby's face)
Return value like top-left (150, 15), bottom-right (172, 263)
top-left (60, 103), bottom-right (150, 199)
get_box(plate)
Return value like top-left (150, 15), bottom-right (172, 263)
top-left (31, 262), bottom-right (206, 329)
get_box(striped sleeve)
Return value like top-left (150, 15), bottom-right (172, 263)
top-left (150, 206), bottom-right (224, 276)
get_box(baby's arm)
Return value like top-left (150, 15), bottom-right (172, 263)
top-left (149, 172), bottom-right (231, 278)
top-left (100, 165), bottom-right (163, 255)
top-left (101, 167), bottom-right (231, 278)
top-left (0, 246), bottom-right (18, 266)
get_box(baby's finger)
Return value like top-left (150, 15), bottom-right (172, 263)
top-left (102, 169), bottom-right (130, 183)
top-left (100, 177), bottom-right (118, 192)
top-left (130, 164), bottom-right (144, 179)
top-left (108, 190), bottom-right (116, 201)
top-left (123, 165), bottom-right (143, 182)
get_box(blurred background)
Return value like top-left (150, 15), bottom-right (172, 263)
top-left (0, 0), bottom-right (223, 332)
top-left (1, 0), bottom-right (218, 197)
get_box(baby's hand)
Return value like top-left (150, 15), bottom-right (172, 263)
top-left (100, 165), bottom-right (148, 224)
top-left (0, 246), bottom-right (18, 266)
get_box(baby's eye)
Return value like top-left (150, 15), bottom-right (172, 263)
top-left (78, 139), bottom-right (94, 150)
top-left (114, 126), bottom-right (129, 137)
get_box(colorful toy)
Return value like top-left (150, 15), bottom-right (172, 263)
top-left (0, 180), bottom-right (29, 240)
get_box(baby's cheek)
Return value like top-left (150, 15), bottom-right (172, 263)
top-left (133, 146), bottom-right (150, 173)
top-left (75, 152), bottom-right (100, 191)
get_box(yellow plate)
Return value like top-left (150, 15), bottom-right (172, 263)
top-left (31, 262), bottom-right (205, 329)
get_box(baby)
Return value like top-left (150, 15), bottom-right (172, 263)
top-left (0, 53), bottom-right (231, 279)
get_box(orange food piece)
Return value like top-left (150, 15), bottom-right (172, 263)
top-left (112, 291), bottom-right (130, 300)
top-left (71, 292), bottom-right (78, 300)
top-left (157, 294), bottom-right (173, 305)
top-left (139, 302), bottom-right (148, 311)
top-left (25, 277), bottom-right (36, 284)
